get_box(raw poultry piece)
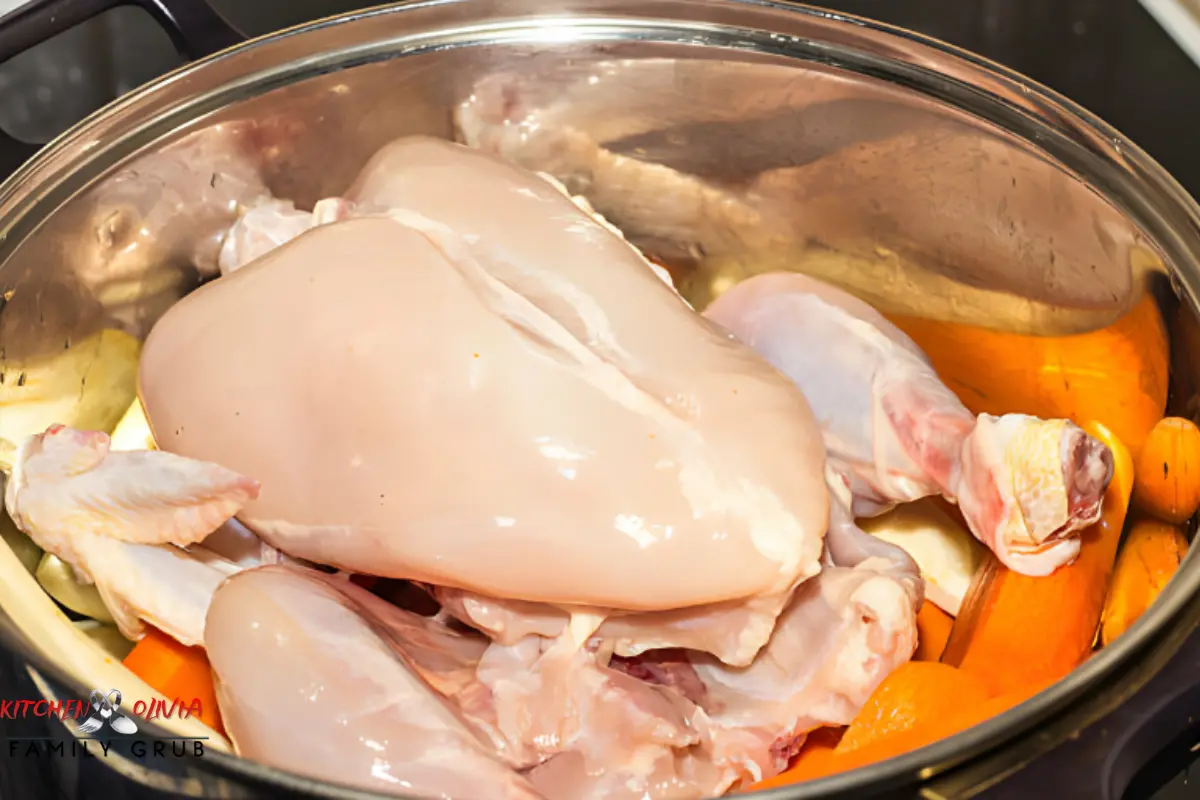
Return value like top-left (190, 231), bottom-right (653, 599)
top-left (206, 565), bottom-right (543, 800)
top-left (216, 197), bottom-right (357, 275)
top-left (703, 272), bottom-right (1114, 576)
top-left (138, 138), bottom-right (831, 634)
top-left (455, 66), bottom-right (786, 268)
top-left (432, 584), bottom-right (794, 668)
top-left (4, 424), bottom-right (260, 644)
top-left (456, 64), bottom-right (1140, 335)
top-left (434, 470), bottom-right (919, 796)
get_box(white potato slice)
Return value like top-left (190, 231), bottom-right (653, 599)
top-left (0, 329), bottom-right (140, 450)
top-left (110, 398), bottom-right (156, 451)
top-left (858, 499), bottom-right (984, 616)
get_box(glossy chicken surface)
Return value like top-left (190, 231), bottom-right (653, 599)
top-left (703, 272), bottom-right (1114, 576)
top-left (207, 566), bottom-right (544, 800)
top-left (0, 136), bottom-right (1048, 800)
top-left (138, 138), bottom-right (831, 615)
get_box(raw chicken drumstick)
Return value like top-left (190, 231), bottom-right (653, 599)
top-left (703, 271), bottom-right (1114, 576)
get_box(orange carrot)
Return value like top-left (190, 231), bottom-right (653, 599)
top-left (914, 601), bottom-right (954, 662)
top-left (939, 421), bottom-right (1134, 696)
top-left (749, 686), bottom-right (1039, 790)
top-left (888, 293), bottom-right (1168, 457)
top-left (1132, 417), bottom-right (1200, 525)
top-left (835, 662), bottom-right (991, 754)
top-left (1100, 515), bottom-right (1188, 646)
top-left (123, 626), bottom-right (223, 733)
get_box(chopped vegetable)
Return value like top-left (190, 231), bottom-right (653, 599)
top-left (914, 601), bottom-right (953, 662)
top-left (75, 620), bottom-right (136, 660)
top-left (123, 625), bottom-right (223, 733)
top-left (749, 685), bottom-right (1041, 790)
top-left (1132, 417), bottom-right (1200, 525)
top-left (834, 662), bottom-right (991, 754)
top-left (109, 398), bottom-right (156, 451)
top-left (858, 500), bottom-right (984, 616)
top-left (0, 505), bottom-right (42, 574)
top-left (889, 293), bottom-right (1169, 457)
top-left (35, 554), bottom-right (115, 623)
top-left (940, 421), bottom-right (1134, 696)
top-left (0, 329), bottom-right (141, 452)
top-left (1100, 515), bottom-right (1188, 646)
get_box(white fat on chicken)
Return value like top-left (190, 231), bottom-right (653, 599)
top-left (217, 197), bottom-right (357, 275)
top-left (429, 473), bottom-right (919, 796)
top-left (139, 138), bottom-right (829, 623)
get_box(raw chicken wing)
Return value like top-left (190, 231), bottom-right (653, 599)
top-left (4, 424), bottom-right (259, 643)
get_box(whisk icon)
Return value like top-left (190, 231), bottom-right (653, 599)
top-left (76, 689), bottom-right (138, 735)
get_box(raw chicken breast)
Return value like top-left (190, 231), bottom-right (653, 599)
top-left (703, 271), bottom-right (1114, 576)
top-left (139, 139), bottom-right (829, 618)
top-left (205, 565), bottom-right (543, 800)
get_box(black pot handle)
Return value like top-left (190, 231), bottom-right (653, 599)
top-left (0, 0), bottom-right (246, 176)
top-left (0, 0), bottom-right (244, 63)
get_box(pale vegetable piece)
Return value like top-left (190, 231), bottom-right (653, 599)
top-left (857, 500), bottom-right (985, 616)
top-left (36, 554), bottom-right (115, 623)
top-left (109, 398), bottom-right (156, 451)
top-left (74, 620), bottom-right (135, 661)
top-left (0, 504), bottom-right (42, 574)
top-left (0, 329), bottom-right (140, 449)
top-left (0, 515), bottom-right (231, 750)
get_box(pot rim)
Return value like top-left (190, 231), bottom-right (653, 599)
top-left (2, 1), bottom-right (1199, 798)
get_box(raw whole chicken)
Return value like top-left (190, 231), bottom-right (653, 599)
top-left (703, 272), bottom-right (1114, 576)
top-left (4, 136), bottom-right (930, 800)
top-left (138, 137), bottom-right (831, 620)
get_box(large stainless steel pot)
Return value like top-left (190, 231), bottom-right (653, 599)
top-left (0, 1), bottom-right (1198, 798)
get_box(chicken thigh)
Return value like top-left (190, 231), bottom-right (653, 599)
top-left (703, 271), bottom-right (1114, 576)
top-left (206, 565), bottom-right (544, 800)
